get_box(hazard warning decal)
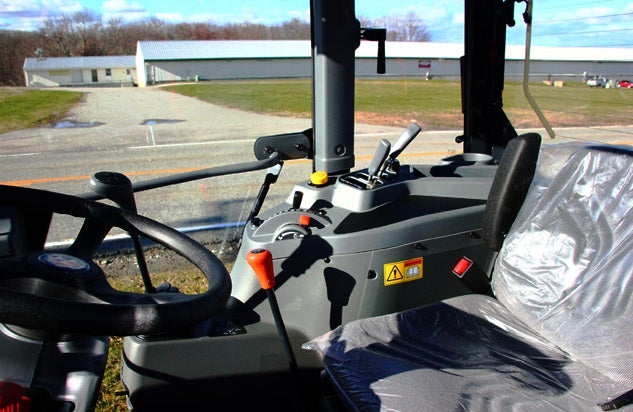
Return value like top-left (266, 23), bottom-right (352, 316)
top-left (383, 257), bottom-right (423, 286)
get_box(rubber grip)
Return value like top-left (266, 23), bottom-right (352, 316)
top-left (246, 249), bottom-right (275, 290)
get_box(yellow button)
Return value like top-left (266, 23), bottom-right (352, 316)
top-left (310, 171), bottom-right (329, 186)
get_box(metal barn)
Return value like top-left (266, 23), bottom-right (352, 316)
top-left (136, 40), bottom-right (632, 87)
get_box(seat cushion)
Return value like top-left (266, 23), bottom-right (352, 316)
top-left (306, 294), bottom-right (622, 411)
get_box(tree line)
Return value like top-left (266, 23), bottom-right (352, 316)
top-left (0, 10), bottom-right (430, 86)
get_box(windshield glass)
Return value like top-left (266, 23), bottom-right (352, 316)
top-left (1, 1), bottom-right (632, 410)
top-left (1, 0), bottom-right (632, 247)
top-left (0, 4), bottom-right (631, 251)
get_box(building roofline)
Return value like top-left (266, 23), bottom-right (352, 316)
top-left (135, 40), bottom-right (633, 63)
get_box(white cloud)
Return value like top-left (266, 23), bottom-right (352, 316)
top-left (0, 0), bottom-right (39, 12)
top-left (155, 12), bottom-right (183, 23)
top-left (286, 8), bottom-right (310, 22)
top-left (101, 0), bottom-right (148, 22)
top-left (0, 0), bottom-right (86, 30)
top-left (102, 0), bottom-right (144, 13)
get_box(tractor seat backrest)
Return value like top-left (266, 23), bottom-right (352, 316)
top-left (482, 133), bottom-right (542, 252)
top-left (492, 143), bottom-right (633, 393)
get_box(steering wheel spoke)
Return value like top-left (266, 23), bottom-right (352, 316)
top-left (67, 215), bottom-right (114, 259)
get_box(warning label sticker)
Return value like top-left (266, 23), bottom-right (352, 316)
top-left (384, 257), bottom-right (423, 286)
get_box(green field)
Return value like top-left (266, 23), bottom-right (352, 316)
top-left (0, 81), bottom-right (629, 136)
top-left (0, 88), bottom-right (83, 134)
top-left (165, 79), bottom-right (633, 130)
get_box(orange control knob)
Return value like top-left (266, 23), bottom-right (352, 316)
top-left (246, 249), bottom-right (275, 290)
top-left (299, 214), bottom-right (311, 226)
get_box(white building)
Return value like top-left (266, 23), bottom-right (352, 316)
top-left (23, 41), bottom-right (632, 88)
top-left (23, 55), bottom-right (137, 87)
top-left (136, 40), bottom-right (633, 87)
top-left (135, 40), bottom-right (311, 87)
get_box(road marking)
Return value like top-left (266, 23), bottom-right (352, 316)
top-left (1, 167), bottom-right (204, 187)
top-left (128, 139), bottom-right (254, 149)
top-left (128, 134), bottom-right (397, 149)
top-left (0, 152), bottom-right (40, 158)
top-left (0, 149), bottom-right (457, 186)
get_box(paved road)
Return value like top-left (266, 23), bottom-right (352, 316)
top-left (0, 87), bottom-right (400, 244)
top-left (1, 86), bottom-right (632, 244)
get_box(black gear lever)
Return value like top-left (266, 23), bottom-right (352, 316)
top-left (90, 171), bottom-right (155, 293)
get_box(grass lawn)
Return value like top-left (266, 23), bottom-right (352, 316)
top-left (0, 88), bottom-right (83, 134)
top-left (165, 79), bottom-right (633, 130)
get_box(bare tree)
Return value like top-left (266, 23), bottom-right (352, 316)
top-left (38, 11), bottom-right (104, 56)
top-left (277, 18), bottom-right (310, 39)
top-left (0, 30), bottom-right (40, 85)
top-left (379, 10), bottom-right (431, 42)
top-left (101, 18), bottom-right (133, 55)
top-left (72, 11), bottom-right (102, 55)
top-left (173, 22), bottom-right (218, 40)
top-left (40, 14), bottom-right (77, 56)
top-left (356, 15), bottom-right (375, 29)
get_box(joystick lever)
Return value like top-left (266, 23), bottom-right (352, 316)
top-left (246, 249), bottom-right (302, 391)
top-left (367, 139), bottom-right (391, 188)
top-left (390, 122), bottom-right (422, 160)
top-left (379, 122), bottom-right (423, 176)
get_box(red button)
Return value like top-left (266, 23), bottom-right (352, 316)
top-left (452, 257), bottom-right (473, 278)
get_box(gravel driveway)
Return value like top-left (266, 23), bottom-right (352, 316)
top-left (64, 86), bottom-right (313, 143)
top-left (0, 86), bottom-right (401, 156)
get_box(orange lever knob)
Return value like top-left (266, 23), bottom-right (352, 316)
top-left (246, 248), bottom-right (275, 290)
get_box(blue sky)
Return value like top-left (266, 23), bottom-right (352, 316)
top-left (1, 0), bottom-right (632, 47)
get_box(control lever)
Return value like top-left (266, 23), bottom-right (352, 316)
top-left (390, 122), bottom-right (423, 159)
top-left (90, 171), bottom-right (155, 294)
top-left (245, 162), bottom-right (283, 225)
top-left (246, 249), bottom-right (302, 395)
top-left (379, 122), bottom-right (422, 176)
top-left (360, 28), bottom-right (387, 74)
top-left (367, 139), bottom-right (391, 188)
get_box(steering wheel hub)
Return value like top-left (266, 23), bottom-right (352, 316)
top-left (38, 253), bottom-right (91, 272)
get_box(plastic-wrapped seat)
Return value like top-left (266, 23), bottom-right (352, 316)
top-left (305, 141), bottom-right (633, 411)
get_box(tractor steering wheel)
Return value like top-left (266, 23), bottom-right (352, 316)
top-left (0, 185), bottom-right (231, 336)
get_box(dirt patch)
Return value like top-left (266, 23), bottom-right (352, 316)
top-left (357, 105), bottom-right (632, 131)
top-left (355, 111), bottom-right (465, 130)
top-left (98, 241), bottom-right (239, 282)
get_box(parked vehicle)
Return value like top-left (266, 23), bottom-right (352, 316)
top-left (586, 76), bottom-right (609, 87)
top-left (617, 79), bottom-right (633, 88)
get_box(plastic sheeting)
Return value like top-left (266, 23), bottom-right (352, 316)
top-left (304, 143), bottom-right (633, 411)
top-left (494, 144), bottom-right (633, 396)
